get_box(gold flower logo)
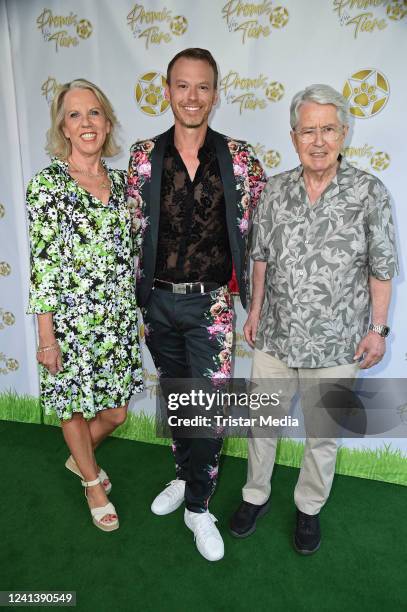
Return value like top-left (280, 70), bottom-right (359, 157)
top-left (0, 309), bottom-right (15, 329)
top-left (0, 352), bottom-right (19, 373)
top-left (0, 262), bottom-right (11, 276)
top-left (270, 6), bottom-right (289, 28)
top-left (386, 0), bottom-right (407, 20)
top-left (0, 203), bottom-right (4, 219)
top-left (370, 152), bottom-right (390, 172)
top-left (6, 358), bottom-right (19, 371)
top-left (135, 72), bottom-right (170, 116)
top-left (76, 19), bottom-right (93, 39)
top-left (265, 82), bottom-right (285, 102)
top-left (343, 69), bottom-right (390, 118)
top-left (170, 15), bottom-right (188, 36)
top-left (263, 150), bottom-right (281, 169)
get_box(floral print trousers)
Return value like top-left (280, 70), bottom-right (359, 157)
top-left (143, 286), bottom-right (233, 512)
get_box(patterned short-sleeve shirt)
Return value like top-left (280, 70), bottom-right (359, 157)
top-left (251, 158), bottom-right (399, 368)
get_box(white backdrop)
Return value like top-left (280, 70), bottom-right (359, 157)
top-left (0, 0), bottom-right (406, 462)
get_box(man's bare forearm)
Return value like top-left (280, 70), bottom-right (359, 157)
top-left (369, 276), bottom-right (392, 325)
top-left (250, 261), bottom-right (267, 315)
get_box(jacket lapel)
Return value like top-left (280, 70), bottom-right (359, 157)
top-left (147, 129), bottom-right (171, 265)
top-left (212, 129), bottom-right (243, 286)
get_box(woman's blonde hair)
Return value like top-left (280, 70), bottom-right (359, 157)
top-left (46, 78), bottom-right (121, 159)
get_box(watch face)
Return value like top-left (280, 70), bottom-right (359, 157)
top-left (369, 324), bottom-right (390, 337)
top-left (382, 325), bottom-right (390, 337)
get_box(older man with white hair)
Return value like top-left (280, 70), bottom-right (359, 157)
top-left (229, 84), bottom-right (398, 554)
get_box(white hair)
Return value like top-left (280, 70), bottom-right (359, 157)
top-left (290, 84), bottom-right (349, 129)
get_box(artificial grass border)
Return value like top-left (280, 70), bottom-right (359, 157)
top-left (1, 391), bottom-right (406, 486)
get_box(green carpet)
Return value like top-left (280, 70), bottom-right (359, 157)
top-left (3, 391), bottom-right (407, 486)
top-left (1, 420), bottom-right (406, 612)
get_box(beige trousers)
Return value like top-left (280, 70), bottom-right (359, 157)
top-left (242, 349), bottom-right (360, 515)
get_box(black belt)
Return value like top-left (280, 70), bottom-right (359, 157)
top-left (153, 279), bottom-right (221, 294)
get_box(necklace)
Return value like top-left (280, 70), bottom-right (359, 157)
top-left (68, 159), bottom-right (111, 190)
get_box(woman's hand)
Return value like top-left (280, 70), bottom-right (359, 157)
top-left (36, 343), bottom-right (62, 375)
top-left (36, 313), bottom-right (62, 374)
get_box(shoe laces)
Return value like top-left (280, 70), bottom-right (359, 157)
top-left (298, 514), bottom-right (317, 534)
top-left (193, 513), bottom-right (219, 542)
top-left (163, 479), bottom-right (185, 500)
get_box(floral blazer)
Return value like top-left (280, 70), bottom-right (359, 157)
top-left (127, 126), bottom-right (266, 309)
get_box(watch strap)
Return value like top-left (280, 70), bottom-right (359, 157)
top-left (368, 323), bottom-right (390, 338)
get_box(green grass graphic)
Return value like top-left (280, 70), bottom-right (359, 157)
top-left (1, 393), bottom-right (406, 486)
top-left (0, 391), bottom-right (42, 423)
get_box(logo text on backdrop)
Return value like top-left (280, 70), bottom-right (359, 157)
top-left (36, 9), bottom-right (93, 52)
top-left (127, 4), bottom-right (188, 49)
top-left (222, 1), bottom-right (289, 43)
top-left (333, 0), bottom-right (406, 38)
top-left (219, 71), bottom-right (284, 114)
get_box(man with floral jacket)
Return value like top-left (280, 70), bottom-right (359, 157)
top-left (128, 48), bottom-right (266, 561)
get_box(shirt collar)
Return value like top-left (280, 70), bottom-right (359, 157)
top-left (51, 156), bottom-right (108, 174)
top-left (290, 155), bottom-right (357, 205)
top-left (167, 126), bottom-right (215, 157)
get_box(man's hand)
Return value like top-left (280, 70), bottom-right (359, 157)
top-left (353, 332), bottom-right (386, 369)
top-left (244, 310), bottom-right (261, 348)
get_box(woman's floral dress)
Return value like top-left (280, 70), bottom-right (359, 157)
top-left (26, 158), bottom-right (143, 420)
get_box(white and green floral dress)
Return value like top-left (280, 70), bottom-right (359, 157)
top-left (26, 158), bottom-right (143, 420)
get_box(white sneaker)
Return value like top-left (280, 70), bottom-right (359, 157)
top-left (184, 509), bottom-right (224, 561)
top-left (151, 479), bottom-right (186, 515)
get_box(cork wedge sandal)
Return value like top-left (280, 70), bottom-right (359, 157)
top-left (65, 455), bottom-right (112, 494)
top-left (81, 477), bottom-right (119, 532)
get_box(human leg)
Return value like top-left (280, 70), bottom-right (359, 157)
top-left (293, 361), bottom-right (360, 554)
top-left (88, 404), bottom-right (128, 447)
top-left (61, 414), bottom-right (117, 528)
top-left (182, 286), bottom-right (234, 513)
top-left (295, 361), bottom-right (360, 515)
top-left (243, 350), bottom-right (298, 504)
top-left (144, 289), bottom-right (192, 513)
top-left (230, 349), bottom-right (298, 537)
top-left (65, 403), bottom-right (128, 492)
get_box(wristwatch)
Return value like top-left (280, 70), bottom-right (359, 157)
top-left (368, 323), bottom-right (390, 338)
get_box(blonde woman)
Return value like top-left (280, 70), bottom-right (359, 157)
top-left (27, 79), bottom-right (143, 531)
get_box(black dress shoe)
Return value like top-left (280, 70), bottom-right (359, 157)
top-left (229, 500), bottom-right (270, 538)
top-left (293, 509), bottom-right (321, 555)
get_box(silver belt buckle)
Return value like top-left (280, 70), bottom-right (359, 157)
top-left (173, 283), bottom-right (187, 294)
